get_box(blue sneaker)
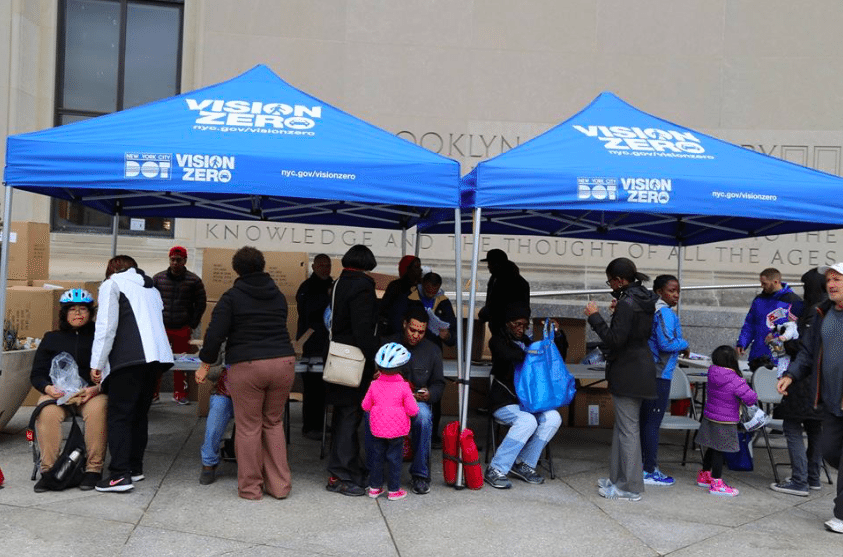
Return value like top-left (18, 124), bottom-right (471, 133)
top-left (643, 469), bottom-right (675, 487)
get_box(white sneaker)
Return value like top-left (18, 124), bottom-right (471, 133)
top-left (825, 517), bottom-right (843, 533)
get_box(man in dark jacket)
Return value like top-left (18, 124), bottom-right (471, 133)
top-left (478, 249), bottom-right (530, 335)
top-left (295, 253), bottom-right (333, 439)
top-left (778, 262), bottom-right (843, 533)
top-left (152, 246), bottom-right (207, 404)
top-left (736, 267), bottom-right (803, 371)
top-left (378, 255), bottom-right (423, 336)
top-left (381, 306), bottom-right (445, 495)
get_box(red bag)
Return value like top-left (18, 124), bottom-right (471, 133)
top-left (0, 464), bottom-right (5, 487)
top-left (459, 428), bottom-right (483, 490)
top-left (442, 421), bottom-right (460, 485)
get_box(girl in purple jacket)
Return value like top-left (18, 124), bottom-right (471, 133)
top-left (362, 343), bottom-right (419, 501)
top-left (696, 345), bottom-right (758, 496)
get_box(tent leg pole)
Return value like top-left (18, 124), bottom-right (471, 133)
top-left (111, 215), bottom-right (119, 257)
top-left (401, 228), bottom-right (407, 257)
top-left (0, 185), bottom-right (15, 370)
top-left (414, 227), bottom-right (421, 257)
top-left (676, 244), bottom-right (683, 314)
top-left (456, 208), bottom-right (482, 488)
top-left (452, 208), bottom-right (465, 488)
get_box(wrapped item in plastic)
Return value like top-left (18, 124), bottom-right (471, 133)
top-left (49, 352), bottom-right (88, 405)
top-left (425, 308), bottom-right (450, 336)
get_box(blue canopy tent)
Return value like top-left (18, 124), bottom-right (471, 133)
top-left (2, 66), bottom-right (472, 457)
top-left (425, 92), bottom-right (843, 434)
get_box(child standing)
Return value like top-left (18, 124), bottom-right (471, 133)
top-left (696, 345), bottom-right (758, 496)
top-left (362, 342), bottom-right (419, 501)
top-left (642, 275), bottom-right (690, 487)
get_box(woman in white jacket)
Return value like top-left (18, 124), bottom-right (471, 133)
top-left (90, 255), bottom-right (173, 492)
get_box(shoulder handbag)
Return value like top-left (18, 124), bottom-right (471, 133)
top-left (514, 319), bottom-right (576, 413)
top-left (322, 276), bottom-right (366, 387)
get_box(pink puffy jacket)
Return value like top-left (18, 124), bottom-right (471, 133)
top-left (704, 364), bottom-right (758, 423)
top-left (361, 373), bottom-right (419, 439)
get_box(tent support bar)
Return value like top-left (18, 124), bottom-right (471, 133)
top-left (452, 208), bottom-right (464, 488)
top-left (0, 185), bottom-right (15, 373)
top-left (401, 228), bottom-right (407, 257)
top-left (457, 207), bottom-right (482, 487)
top-left (414, 227), bottom-right (421, 257)
top-left (111, 214), bottom-right (119, 257)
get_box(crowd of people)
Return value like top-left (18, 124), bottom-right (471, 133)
top-left (17, 243), bottom-right (843, 534)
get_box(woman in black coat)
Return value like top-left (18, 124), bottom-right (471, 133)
top-left (585, 257), bottom-right (657, 501)
top-left (325, 245), bottom-right (380, 496)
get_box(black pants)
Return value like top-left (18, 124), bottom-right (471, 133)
top-left (301, 371), bottom-right (326, 434)
top-left (821, 411), bottom-right (843, 519)
top-left (702, 448), bottom-right (724, 479)
top-left (327, 403), bottom-right (367, 486)
top-left (104, 364), bottom-right (158, 477)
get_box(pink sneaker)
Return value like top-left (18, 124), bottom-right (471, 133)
top-left (367, 487), bottom-right (384, 498)
top-left (387, 489), bottom-right (407, 501)
top-left (696, 470), bottom-right (712, 487)
top-left (709, 478), bottom-right (739, 497)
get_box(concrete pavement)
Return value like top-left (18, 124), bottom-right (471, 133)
top-left (1, 398), bottom-right (840, 556)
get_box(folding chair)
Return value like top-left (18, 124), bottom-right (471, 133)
top-left (659, 368), bottom-right (703, 466)
top-left (484, 393), bottom-right (556, 480)
top-left (752, 367), bottom-right (832, 485)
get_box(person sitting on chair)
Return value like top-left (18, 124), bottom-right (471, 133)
top-left (484, 302), bottom-right (565, 489)
top-left (30, 288), bottom-right (105, 492)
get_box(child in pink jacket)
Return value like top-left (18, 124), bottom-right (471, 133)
top-left (362, 342), bottom-right (419, 500)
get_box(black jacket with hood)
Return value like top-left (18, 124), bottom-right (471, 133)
top-left (588, 282), bottom-right (658, 399)
top-left (200, 271), bottom-right (294, 366)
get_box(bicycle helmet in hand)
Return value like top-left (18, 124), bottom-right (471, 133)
top-left (375, 342), bottom-right (411, 369)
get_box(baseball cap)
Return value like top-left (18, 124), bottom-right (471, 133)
top-left (481, 248), bottom-right (508, 264)
top-left (169, 246), bottom-right (188, 258)
top-left (818, 262), bottom-right (843, 275)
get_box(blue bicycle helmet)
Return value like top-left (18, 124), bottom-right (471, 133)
top-left (375, 342), bottom-right (411, 369)
top-left (59, 288), bottom-right (94, 305)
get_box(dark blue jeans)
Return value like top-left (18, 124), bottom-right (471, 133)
top-left (367, 437), bottom-right (404, 492)
top-left (821, 411), bottom-right (843, 519)
top-left (640, 377), bottom-right (671, 473)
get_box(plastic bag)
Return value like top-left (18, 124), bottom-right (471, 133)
top-left (49, 352), bottom-right (87, 405)
top-left (725, 431), bottom-right (754, 471)
top-left (514, 320), bottom-right (576, 413)
top-left (425, 308), bottom-right (450, 336)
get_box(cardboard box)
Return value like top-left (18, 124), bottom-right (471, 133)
top-left (6, 279), bottom-right (32, 287)
top-left (7, 222), bottom-right (50, 280)
top-left (572, 387), bottom-right (615, 428)
top-left (532, 317), bottom-right (587, 364)
top-left (5, 286), bottom-right (62, 339)
top-left (202, 248), bottom-right (308, 300)
top-left (31, 280), bottom-right (102, 298)
top-left (439, 374), bottom-right (489, 417)
top-left (442, 319), bottom-right (490, 362)
top-left (367, 271), bottom-right (398, 292)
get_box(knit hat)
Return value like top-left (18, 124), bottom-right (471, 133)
top-left (504, 301), bottom-right (531, 322)
top-left (398, 255), bottom-right (419, 278)
top-left (169, 246), bottom-right (187, 258)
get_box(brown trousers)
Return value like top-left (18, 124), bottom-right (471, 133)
top-left (227, 356), bottom-right (295, 500)
top-left (36, 393), bottom-right (108, 473)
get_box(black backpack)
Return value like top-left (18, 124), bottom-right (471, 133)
top-left (26, 399), bottom-right (87, 490)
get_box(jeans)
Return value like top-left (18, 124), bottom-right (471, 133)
top-left (368, 437), bottom-right (404, 492)
top-left (782, 418), bottom-right (822, 489)
top-left (821, 411), bottom-right (843, 519)
top-left (640, 378), bottom-right (671, 473)
top-left (200, 394), bottom-right (235, 466)
top-left (409, 402), bottom-right (433, 480)
top-left (489, 405), bottom-right (561, 473)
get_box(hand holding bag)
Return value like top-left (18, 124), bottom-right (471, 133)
top-left (514, 319), bottom-right (576, 413)
top-left (322, 276), bottom-right (366, 387)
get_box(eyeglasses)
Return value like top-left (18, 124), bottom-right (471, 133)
top-left (605, 279), bottom-right (614, 287)
top-left (507, 320), bottom-right (529, 330)
top-left (68, 307), bottom-right (90, 314)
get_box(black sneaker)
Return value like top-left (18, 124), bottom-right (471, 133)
top-left (769, 480), bottom-right (809, 496)
top-left (484, 466), bottom-right (512, 489)
top-left (95, 474), bottom-right (133, 492)
top-left (325, 476), bottom-right (365, 497)
top-left (33, 473), bottom-right (53, 493)
top-left (411, 476), bottom-right (431, 495)
top-left (79, 471), bottom-right (101, 491)
top-left (199, 465), bottom-right (216, 485)
top-left (509, 462), bottom-right (545, 484)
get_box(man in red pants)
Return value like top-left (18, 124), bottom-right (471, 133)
top-left (152, 246), bottom-right (207, 404)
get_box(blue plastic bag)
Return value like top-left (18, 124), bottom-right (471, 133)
top-left (724, 431), bottom-right (754, 471)
top-left (514, 320), bottom-right (576, 413)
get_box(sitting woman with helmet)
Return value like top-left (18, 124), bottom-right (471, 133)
top-left (29, 288), bottom-right (106, 492)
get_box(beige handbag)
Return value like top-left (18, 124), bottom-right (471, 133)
top-left (322, 277), bottom-right (366, 387)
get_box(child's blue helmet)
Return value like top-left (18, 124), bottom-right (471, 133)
top-left (59, 288), bottom-right (94, 305)
top-left (375, 342), bottom-right (411, 369)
